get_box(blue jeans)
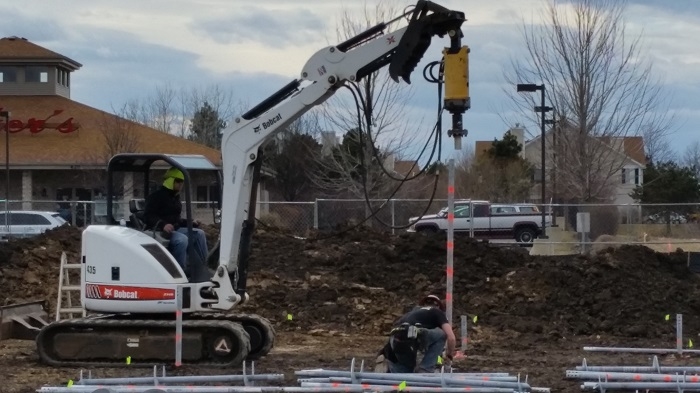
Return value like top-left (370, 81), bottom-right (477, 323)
top-left (169, 227), bottom-right (208, 270)
top-left (387, 327), bottom-right (447, 373)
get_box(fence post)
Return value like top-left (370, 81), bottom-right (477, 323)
top-left (391, 199), bottom-right (395, 235)
top-left (313, 199), bottom-right (319, 230)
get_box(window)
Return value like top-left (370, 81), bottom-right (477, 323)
top-left (491, 206), bottom-right (516, 214)
top-left (26, 66), bottom-right (49, 83)
top-left (0, 66), bottom-right (18, 82)
top-left (621, 168), bottom-right (626, 184)
top-left (533, 168), bottom-right (542, 182)
top-left (518, 206), bottom-right (539, 213)
top-left (454, 205), bottom-right (471, 218)
top-left (473, 204), bottom-right (489, 217)
top-left (56, 68), bottom-right (70, 87)
top-left (12, 213), bottom-right (51, 225)
top-left (196, 184), bottom-right (220, 208)
top-left (634, 168), bottom-right (640, 185)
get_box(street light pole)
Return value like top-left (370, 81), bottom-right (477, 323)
top-left (0, 110), bottom-right (9, 234)
top-left (545, 111), bottom-right (558, 227)
top-left (539, 86), bottom-right (546, 238)
top-left (516, 83), bottom-right (552, 239)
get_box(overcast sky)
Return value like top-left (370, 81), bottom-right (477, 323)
top-left (3, 0), bottom-right (700, 163)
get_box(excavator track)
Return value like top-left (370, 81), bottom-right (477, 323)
top-left (36, 315), bottom-right (263, 368)
top-left (201, 313), bottom-right (276, 360)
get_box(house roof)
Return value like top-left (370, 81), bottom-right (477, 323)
top-left (0, 95), bottom-right (222, 167)
top-left (474, 140), bottom-right (494, 161)
top-left (394, 160), bottom-right (421, 176)
top-left (522, 124), bottom-right (647, 166)
top-left (0, 36), bottom-right (82, 70)
top-left (622, 136), bottom-right (645, 164)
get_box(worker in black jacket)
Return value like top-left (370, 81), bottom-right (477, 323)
top-left (144, 167), bottom-right (208, 271)
top-left (379, 295), bottom-right (457, 373)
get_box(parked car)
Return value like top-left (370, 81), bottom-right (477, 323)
top-left (407, 200), bottom-right (550, 243)
top-left (0, 210), bottom-right (69, 240)
top-left (643, 211), bottom-right (688, 224)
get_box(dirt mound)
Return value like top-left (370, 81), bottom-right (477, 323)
top-left (241, 229), bottom-right (700, 338)
top-left (1, 225), bottom-right (699, 340)
top-left (0, 226), bottom-right (82, 314)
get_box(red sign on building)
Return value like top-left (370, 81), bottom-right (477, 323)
top-left (0, 108), bottom-right (80, 133)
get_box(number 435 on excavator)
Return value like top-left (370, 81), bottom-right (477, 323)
top-left (35, 0), bottom-right (470, 367)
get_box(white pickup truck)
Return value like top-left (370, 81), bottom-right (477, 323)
top-left (407, 200), bottom-right (551, 243)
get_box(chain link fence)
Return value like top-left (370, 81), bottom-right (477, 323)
top-left (256, 199), bottom-right (448, 234)
top-left (4, 199), bottom-right (700, 250)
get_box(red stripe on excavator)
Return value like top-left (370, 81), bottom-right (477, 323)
top-left (84, 284), bottom-right (176, 301)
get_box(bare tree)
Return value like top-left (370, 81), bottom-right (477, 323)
top-left (504, 0), bottom-right (673, 202)
top-left (115, 83), bottom-right (243, 139)
top-left (642, 123), bottom-right (674, 164)
top-left (683, 141), bottom-right (700, 179)
top-left (149, 83), bottom-right (178, 133)
top-left (311, 0), bottom-right (427, 199)
top-left (97, 104), bottom-right (142, 162)
top-left (78, 105), bottom-right (143, 198)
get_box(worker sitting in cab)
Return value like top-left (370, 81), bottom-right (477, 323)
top-left (143, 167), bottom-right (209, 272)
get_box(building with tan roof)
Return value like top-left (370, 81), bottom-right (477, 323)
top-left (0, 36), bottom-right (257, 224)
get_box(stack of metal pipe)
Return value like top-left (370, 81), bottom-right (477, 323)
top-left (36, 362), bottom-right (289, 393)
top-left (566, 355), bottom-right (700, 392)
top-left (294, 359), bottom-right (550, 393)
top-left (35, 359), bottom-right (550, 393)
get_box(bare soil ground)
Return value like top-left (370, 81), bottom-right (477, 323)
top-left (2, 225), bottom-right (700, 392)
top-left (3, 331), bottom-right (698, 393)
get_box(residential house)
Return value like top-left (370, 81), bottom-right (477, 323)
top-left (475, 122), bottom-right (646, 205)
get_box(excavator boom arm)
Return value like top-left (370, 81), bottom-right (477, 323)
top-left (215, 1), bottom-right (466, 306)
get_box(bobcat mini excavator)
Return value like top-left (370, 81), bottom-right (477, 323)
top-left (35, 0), bottom-right (470, 367)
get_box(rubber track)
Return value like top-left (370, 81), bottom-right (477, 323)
top-left (200, 313), bottom-right (276, 360)
top-left (36, 318), bottom-right (251, 368)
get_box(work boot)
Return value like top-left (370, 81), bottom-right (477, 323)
top-left (374, 354), bottom-right (389, 373)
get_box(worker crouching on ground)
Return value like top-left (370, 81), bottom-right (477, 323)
top-left (144, 167), bottom-right (209, 272)
top-left (377, 295), bottom-right (457, 373)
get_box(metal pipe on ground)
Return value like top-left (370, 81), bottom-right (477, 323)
top-left (303, 375), bottom-right (520, 383)
top-left (298, 376), bottom-right (520, 386)
top-left (78, 374), bottom-right (285, 386)
top-left (295, 370), bottom-right (512, 378)
top-left (566, 370), bottom-right (700, 382)
top-left (294, 370), bottom-right (530, 390)
top-left (581, 381), bottom-right (700, 391)
top-left (575, 365), bottom-right (700, 373)
top-left (38, 386), bottom-right (367, 393)
top-left (298, 382), bottom-right (520, 393)
top-left (583, 314), bottom-right (697, 355)
top-left (582, 346), bottom-right (700, 355)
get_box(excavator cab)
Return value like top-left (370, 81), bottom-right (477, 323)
top-left (104, 153), bottom-right (222, 282)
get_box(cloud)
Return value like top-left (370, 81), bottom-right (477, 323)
top-left (626, 0), bottom-right (700, 16)
top-left (2, 0), bottom-right (700, 159)
top-left (193, 8), bottom-right (326, 48)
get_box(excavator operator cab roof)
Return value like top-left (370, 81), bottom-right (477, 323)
top-left (104, 153), bottom-right (222, 225)
top-left (107, 153), bottom-right (219, 172)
